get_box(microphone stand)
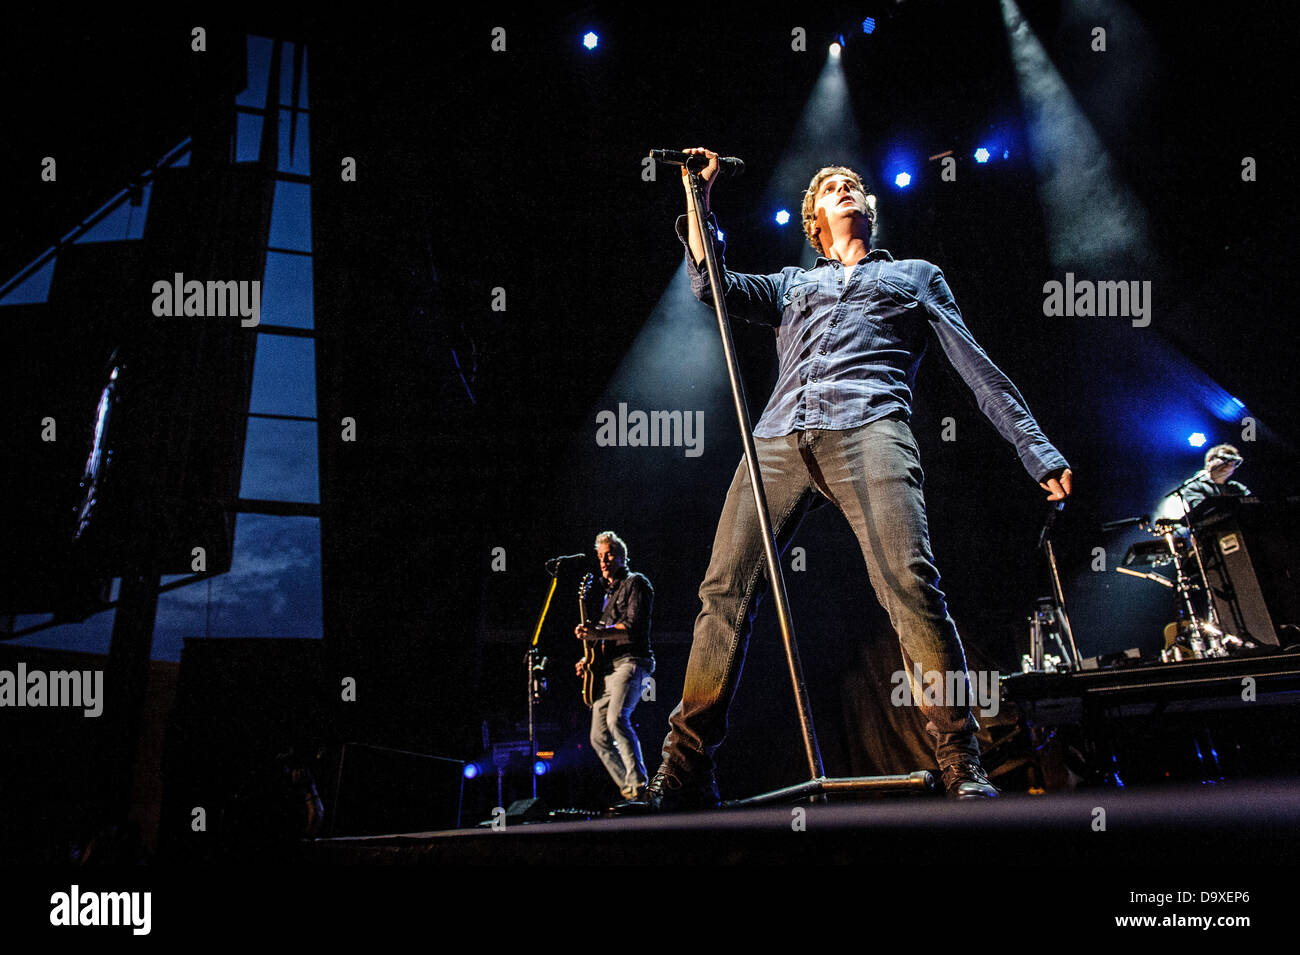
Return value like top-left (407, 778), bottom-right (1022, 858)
top-left (525, 558), bottom-right (570, 800)
top-left (683, 163), bottom-right (932, 805)
top-left (1038, 502), bottom-right (1081, 669)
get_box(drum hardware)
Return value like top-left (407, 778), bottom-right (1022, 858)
top-left (1115, 508), bottom-right (1239, 662)
top-left (1116, 566), bottom-right (1173, 588)
top-left (1025, 597), bottom-right (1072, 672)
top-left (1020, 652), bottom-right (1065, 673)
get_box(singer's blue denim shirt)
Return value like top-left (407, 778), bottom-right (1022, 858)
top-left (676, 214), bottom-right (1068, 483)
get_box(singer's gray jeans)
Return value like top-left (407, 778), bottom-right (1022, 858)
top-left (659, 415), bottom-right (980, 781)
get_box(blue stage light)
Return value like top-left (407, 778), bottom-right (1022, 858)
top-left (894, 172), bottom-right (912, 188)
top-left (974, 148), bottom-right (991, 164)
top-left (1002, 149), bottom-right (1010, 160)
top-left (533, 759), bottom-right (550, 776)
top-left (582, 32), bottom-right (599, 50)
top-left (774, 209), bottom-right (791, 225)
top-left (463, 762), bottom-right (481, 780)
top-left (1189, 432), bottom-right (1207, 448)
top-left (862, 18), bottom-right (877, 34)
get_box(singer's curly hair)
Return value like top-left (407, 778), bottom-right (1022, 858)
top-left (594, 530), bottom-right (628, 563)
top-left (801, 165), bottom-right (877, 257)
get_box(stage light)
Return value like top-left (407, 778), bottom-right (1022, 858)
top-left (893, 172), bottom-right (912, 188)
top-left (716, 229), bottom-right (725, 241)
top-left (1188, 432), bottom-right (1207, 448)
top-left (1158, 494), bottom-right (1188, 522)
top-left (1002, 149), bottom-right (1010, 160)
top-left (862, 17), bottom-right (877, 34)
top-left (463, 762), bottom-right (482, 780)
top-left (974, 147), bottom-right (991, 164)
top-left (829, 41), bottom-right (842, 58)
top-left (582, 32), bottom-right (599, 50)
top-left (774, 209), bottom-right (791, 225)
top-left (533, 759), bottom-right (550, 776)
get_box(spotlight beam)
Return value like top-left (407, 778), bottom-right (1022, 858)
top-left (764, 50), bottom-right (866, 268)
top-left (999, 0), bottom-right (1153, 275)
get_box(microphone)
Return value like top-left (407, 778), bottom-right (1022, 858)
top-left (649, 149), bottom-right (745, 177)
top-left (544, 551), bottom-right (588, 576)
top-left (1038, 501), bottom-right (1065, 551)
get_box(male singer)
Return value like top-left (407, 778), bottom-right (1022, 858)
top-left (641, 149), bottom-right (1073, 808)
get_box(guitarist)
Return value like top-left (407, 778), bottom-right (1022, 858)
top-left (574, 531), bottom-right (655, 802)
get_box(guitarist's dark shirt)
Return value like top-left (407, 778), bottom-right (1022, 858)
top-left (597, 570), bottom-right (654, 670)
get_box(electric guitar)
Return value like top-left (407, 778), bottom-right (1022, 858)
top-left (578, 572), bottom-right (602, 708)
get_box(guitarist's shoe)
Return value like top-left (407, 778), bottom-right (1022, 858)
top-left (608, 785), bottom-right (647, 814)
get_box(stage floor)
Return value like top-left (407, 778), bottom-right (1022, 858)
top-left (302, 777), bottom-right (1300, 865)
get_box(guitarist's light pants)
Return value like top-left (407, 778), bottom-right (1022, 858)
top-left (591, 656), bottom-right (655, 798)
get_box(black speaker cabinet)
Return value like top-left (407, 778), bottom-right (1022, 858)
top-left (1192, 499), bottom-right (1300, 647)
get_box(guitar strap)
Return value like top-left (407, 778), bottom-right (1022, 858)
top-left (598, 588), bottom-right (613, 660)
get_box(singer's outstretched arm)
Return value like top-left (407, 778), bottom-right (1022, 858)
top-left (675, 146), bottom-right (787, 326)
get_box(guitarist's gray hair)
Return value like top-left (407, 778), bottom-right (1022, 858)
top-left (594, 530), bottom-right (628, 563)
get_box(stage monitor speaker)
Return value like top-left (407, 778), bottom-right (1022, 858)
top-left (504, 797), bottom-right (550, 824)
